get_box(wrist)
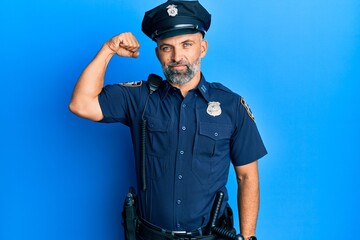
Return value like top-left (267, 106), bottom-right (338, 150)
top-left (98, 44), bottom-right (116, 64)
top-left (101, 43), bottom-right (116, 57)
top-left (246, 236), bottom-right (257, 240)
top-left (241, 235), bottom-right (257, 240)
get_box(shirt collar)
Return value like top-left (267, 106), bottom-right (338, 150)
top-left (160, 80), bottom-right (172, 100)
top-left (196, 74), bottom-right (210, 102)
top-left (160, 73), bottom-right (210, 102)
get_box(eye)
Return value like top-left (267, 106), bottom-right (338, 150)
top-left (183, 42), bottom-right (193, 48)
top-left (161, 46), bottom-right (172, 52)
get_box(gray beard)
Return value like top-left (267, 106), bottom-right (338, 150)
top-left (163, 58), bottom-right (201, 85)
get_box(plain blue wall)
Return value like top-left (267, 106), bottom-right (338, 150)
top-left (1, 0), bottom-right (359, 239)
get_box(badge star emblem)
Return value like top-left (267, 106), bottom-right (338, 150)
top-left (166, 4), bottom-right (178, 17)
top-left (207, 102), bottom-right (222, 117)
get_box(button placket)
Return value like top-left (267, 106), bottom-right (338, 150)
top-left (174, 93), bottom-right (197, 230)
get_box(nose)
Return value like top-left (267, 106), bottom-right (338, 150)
top-left (171, 47), bottom-right (183, 63)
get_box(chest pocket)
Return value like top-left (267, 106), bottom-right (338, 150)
top-left (197, 122), bottom-right (233, 158)
top-left (193, 122), bottom-right (233, 185)
top-left (146, 116), bottom-right (171, 157)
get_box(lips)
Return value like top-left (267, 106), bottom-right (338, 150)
top-left (171, 65), bottom-right (187, 71)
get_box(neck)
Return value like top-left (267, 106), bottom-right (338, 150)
top-left (170, 71), bottom-right (202, 97)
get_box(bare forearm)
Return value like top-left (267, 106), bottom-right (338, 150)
top-left (237, 170), bottom-right (260, 239)
top-left (69, 45), bottom-right (114, 117)
top-left (75, 45), bottom-right (114, 97)
top-left (69, 32), bottom-right (140, 120)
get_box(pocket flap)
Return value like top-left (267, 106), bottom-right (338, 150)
top-left (199, 122), bottom-right (233, 140)
top-left (146, 116), bottom-right (170, 132)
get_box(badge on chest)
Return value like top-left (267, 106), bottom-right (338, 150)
top-left (207, 102), bottom-right (222, 117)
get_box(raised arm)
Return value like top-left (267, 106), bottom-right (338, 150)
top-left (68, 32), bottom-right (140, 121)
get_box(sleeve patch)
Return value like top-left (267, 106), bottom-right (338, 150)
top-left (240, 97), bottom-right (255, 122)
top-left (119, 81), bottom-right (143, 87)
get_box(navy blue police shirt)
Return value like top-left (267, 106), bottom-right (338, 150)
top-left (98, 74), bottom-right (267, 231)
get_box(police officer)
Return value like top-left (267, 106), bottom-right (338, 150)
top-left (69, 1), bottom-right (266, 240)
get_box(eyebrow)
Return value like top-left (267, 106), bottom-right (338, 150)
top-left (158, 39), bottom-right (196, 48)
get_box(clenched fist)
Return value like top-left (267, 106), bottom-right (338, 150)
top-left (105, 32), bottom-right (140, 58)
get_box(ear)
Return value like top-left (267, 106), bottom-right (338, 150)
top-left (200, 39), bottom-right (208, 58)
top-left (155, 47), bottom-right (160, 60)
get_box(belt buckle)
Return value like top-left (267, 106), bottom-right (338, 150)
top-left (171, 230), bottom-right (187, 236)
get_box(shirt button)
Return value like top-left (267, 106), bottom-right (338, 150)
top-left (180, 150), bottom-right (184, 155)
top-left (177, 199), bottom-right (182, 205)
top-left (182, 126), bottom-right (186, 131)
top-left (182, 104), bottom-right (186, 108)
top-left (214, 132), bottom-right (219, 137)
top-left (178, 175), bottom-right (183, 180)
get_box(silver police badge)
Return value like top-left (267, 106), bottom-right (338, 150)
top-left (167, 4), bottom-right (178, 17)
top-left (207, 102), bottom-right (222, 117)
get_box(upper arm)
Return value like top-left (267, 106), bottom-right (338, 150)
top-left (234, 160), bottom-right (259, 184)
top-left (69, 96), bottom-right (104, 122)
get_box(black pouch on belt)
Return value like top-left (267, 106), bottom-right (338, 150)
top-left (219, 204), bottom-right (235, 230)
top-left (122, 187), bottom-right (138, 240)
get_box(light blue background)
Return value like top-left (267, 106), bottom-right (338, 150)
top-left (1, 0), bottom-right (359, 239)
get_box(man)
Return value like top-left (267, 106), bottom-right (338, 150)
top-left (69, 1), bottom-right (267, 239)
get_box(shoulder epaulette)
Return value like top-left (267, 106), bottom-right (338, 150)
top-left (209, 82), bottom-right (234, 93)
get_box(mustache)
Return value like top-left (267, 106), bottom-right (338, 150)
top-left (166, 61), bottom-right (190, 68)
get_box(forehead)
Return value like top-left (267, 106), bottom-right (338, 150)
top-left (156, 33), bottom-right (203, 46)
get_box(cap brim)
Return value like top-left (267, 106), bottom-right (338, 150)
top-left (154, 29), bottom-right (203, 41)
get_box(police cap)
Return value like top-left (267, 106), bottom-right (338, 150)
top-left (142, 0), bottom-right (211, 41)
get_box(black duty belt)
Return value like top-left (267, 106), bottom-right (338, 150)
top-left (136, 219), bottom-right (216, 240)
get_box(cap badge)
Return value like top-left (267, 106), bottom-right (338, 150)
top-left (207, 102), bottom-right (222, 117)
top-left (166, 4), bottom-right (178, 17)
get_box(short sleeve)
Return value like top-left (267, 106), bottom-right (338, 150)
top-left (230, 98), bottom-right (267, 166)
top-left (98, 84), bottom-right (130, 125)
